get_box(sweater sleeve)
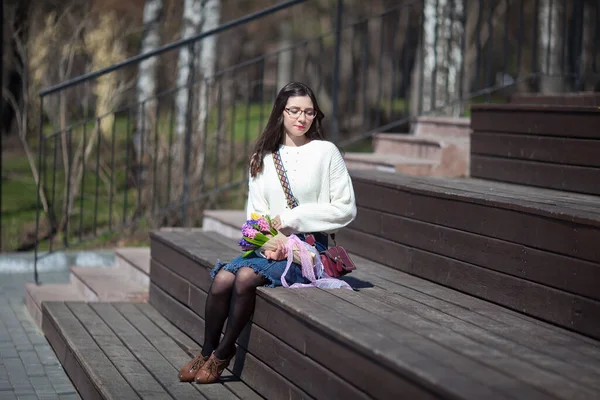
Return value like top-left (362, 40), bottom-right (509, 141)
top-left (246, 172), bottom-right (270, 220)
top-left (279, 145), bottom-right (357, 233)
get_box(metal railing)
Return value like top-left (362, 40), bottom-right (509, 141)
top-left (31, 0), bottom-right (599, 282)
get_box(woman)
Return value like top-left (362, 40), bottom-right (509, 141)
top-left (178, 82), bottom-right (357, 384)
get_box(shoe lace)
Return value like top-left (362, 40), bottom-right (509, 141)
top-left (189, 355), bottom-right (205, 371)
top-left (205, 357), bottom-right (220, 377)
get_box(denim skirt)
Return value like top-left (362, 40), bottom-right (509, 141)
top-left (210, 233), bottom-right (328, 288)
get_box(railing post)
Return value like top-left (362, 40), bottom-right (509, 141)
top-left (0, 0), bottom-right (3, 253)
top-left (331, 0), bottom-right (343, 143)
top-left (34, 96), bottom-right (44, 285)
top-left (181, 42), bottom-right (196, 226)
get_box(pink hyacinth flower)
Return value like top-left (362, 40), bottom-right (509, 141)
top-left (243, 227), bottom-right (259, 239)
top-left (256, 218), bottom-right (270, 232)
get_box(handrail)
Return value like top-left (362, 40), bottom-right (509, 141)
top-left (39, 0), bottom-right (307, 96)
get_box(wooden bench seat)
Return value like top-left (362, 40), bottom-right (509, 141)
top-left (342, 169), bottom-right (600, 340)
top-left (149, 230), bottom-right (600, 400)
top-left (42, 301), bottom-right (260, 400)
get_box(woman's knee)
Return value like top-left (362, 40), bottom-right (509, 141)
top-left (210, 270), bottom-right (235, 296)
top-left (233, 267), bottom-right (264, 294)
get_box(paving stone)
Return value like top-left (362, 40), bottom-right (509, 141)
top-left (38, 395), bottom-right (59, 400)
top-left (53, 385), bottom-right (77, 396)
top-left (16, 395), bottom-right (38, 400)
top-left (58, 394), bottom-right (80, 400)
top-left (1, 347), bottom-right (19, 359)
top-left (35, 347), bottom-right (59, 368)
top-left (27, 334), bottom-right (47, 347)
top-left (11, 382), bottom-right (34, 392)
top-left (30, 377), bottom-right (54, 392)
top-left (1, 270), bottom-right (74, 399)
top-left (0, 379), bottom-right (13, 391)
top-left (4, 355), bottom-right (26, 368)
top-left (13, 386), bottom-right (36, 396)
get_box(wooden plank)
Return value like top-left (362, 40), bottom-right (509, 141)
top-left (150, 259), bottom-right (190, 305)
top-left (437, 179), bottom-right (600, 214)
top-left (149, 283), bottom-right (310, 400)
top-left (150, 232), bottom-right (240, 292)
top-left (245, 318), bottom-right (372, 400)
top-left (150, 255), bottom-right (208, 322)
top-left (131, 307), bottom-right (258, 400)
top-left (471, 155), bottom-right (600, 196)
top-left (41, 302), bottom-right (141, 400)
top-left (510, 93), bottom-right (600, 106)
top-left (405, 175), bottom-right (600, 215)
top-left (265, 289), bottom-right (516, 400)
top-left (116, 303), bottom-right (263, 400)
top-left (252, 296), bottom-right (440, 400)
top-left (346, 275), bottom-right (600, 393)
top-left (336, 228), bottom-right (600, 340)
top-left (471, 132), bottom-right (600, 167)
top-left (323, 288), bottom-right (599, 400)
top-left (350, 169), bottom-right (600, 224)
top-left (65, 302), bottom-right (171, 399)
top-left (152, 231), bottom-right (240, 271)
top-left (150, 237), bottom-right (212, 292)
top-left (470, 105), bottom-right (600, 138)
top-left (350, 178), bottom-right (600, 264)
top-left (88, 302), bottom-right (233, 400)
top-left (345, 254), bottom-right (600, 358)
top-left (352, 207), bottom-right (600, 300)
top-left (42, 304), bottom-right (104, 400)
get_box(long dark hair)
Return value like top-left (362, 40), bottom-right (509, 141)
top-left (249, 82), bottom-right (325, 177)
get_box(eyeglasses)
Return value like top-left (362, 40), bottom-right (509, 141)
top-left (285, 107), bottom-right (316, 119)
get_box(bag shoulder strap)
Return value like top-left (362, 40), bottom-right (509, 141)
top-left (273, 150), bottom-right (299, 209)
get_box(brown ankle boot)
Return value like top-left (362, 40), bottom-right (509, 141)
top-left (194, 350), bottom-right (235, 384)
top-left (178, 353), bottom-right (209, 382)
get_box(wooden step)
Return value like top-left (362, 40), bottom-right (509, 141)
top-left (115, 247), bottom-right (150, 287)
top-left (148, 229), bottom-right (600, 400)
top-left (372, 133), bottom-right (470, 177)
top-left (510, 92), bottom-right (600, 106)
top-left (411, 115), bottom-right (471, 138)
top-left (42, 301), bottom-right (259, 399)
top-left (344, 152), bottom-right (437, 175)
top-left (25, 283), bottom-right (87, 329)
top-left (70, 266), bottom-right (148, 302)
top-left (373, 134), bottom-right (445, 159)
top-left (203, 209), bottom-right (246, 240)
top-left (340, 169), bottom-right (600, 340)
top-left (470, 104), bottom-right (600, 195)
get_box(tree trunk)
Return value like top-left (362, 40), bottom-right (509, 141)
top-left (538, 0), bottom-right (564, 93)
top-left (175, 0), bottom-right (204, 138)
top-left (277, 18), bottom-right (293, 92)
top-left (411, 0), bottom-right (465, 117)
top-left (136, 0), bottom-right (163, 140)
top-left (197, 0), bottom-right (221, 133)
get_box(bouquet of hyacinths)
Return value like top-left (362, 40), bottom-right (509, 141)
top-left (238, 213), bottom-right (314, 265)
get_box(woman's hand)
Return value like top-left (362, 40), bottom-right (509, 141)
top-left (271, 215), bottom-right (282, 231)
top-left (264, 239), bottom-right (287, 261)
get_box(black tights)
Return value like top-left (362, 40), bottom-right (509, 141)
top-left (201, 267), bottom-right (266, 359)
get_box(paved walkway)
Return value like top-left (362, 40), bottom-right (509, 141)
top-left (0, 271), bottom-right (80, 400)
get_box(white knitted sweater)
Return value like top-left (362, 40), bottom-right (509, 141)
top-left (246, 140), bottom-right (357, 234)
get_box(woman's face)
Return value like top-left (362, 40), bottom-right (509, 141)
top-left (282, 95), bottom-right (316, 138)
